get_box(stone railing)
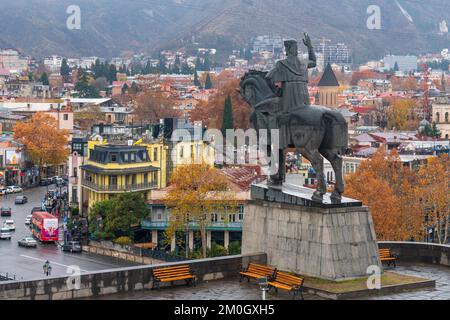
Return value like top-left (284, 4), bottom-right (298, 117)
top-left (378, 241), bottom-right (450, 266)
top-left (0, 253), bottom-right (267, 300)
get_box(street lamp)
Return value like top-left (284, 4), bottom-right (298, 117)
top-left (258, 277), bottom-right (269, 301)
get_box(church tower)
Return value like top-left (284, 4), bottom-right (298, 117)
top-left (317, 63), bottom-right (340, 107)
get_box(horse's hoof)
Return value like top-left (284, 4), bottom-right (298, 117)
top-left (311, 191), bottom-right (324, 203)
top-left (330, 192), bottom-right (342, 203)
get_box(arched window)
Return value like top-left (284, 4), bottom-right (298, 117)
top-left (445, 112), bottom-right (449, 123)
top-left (436, 112), bottom-right (440, 123)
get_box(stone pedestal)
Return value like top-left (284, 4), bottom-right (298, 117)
top-left (242, 184), bottom-right (381, 281)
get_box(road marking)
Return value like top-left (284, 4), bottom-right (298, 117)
top-left (20, 255), bottom-right (89, 272)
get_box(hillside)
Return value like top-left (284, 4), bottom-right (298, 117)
top-left (0, 0), bottom-right (449, 62)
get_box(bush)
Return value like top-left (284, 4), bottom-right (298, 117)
top-left (228, 241), bottom-right (241, 255)
top-left (208, 242), bottom-right (228, 257)
top-left (114, 236), bottom-right (132, 246)
top-left (71, 207), bottom-right (79, 216)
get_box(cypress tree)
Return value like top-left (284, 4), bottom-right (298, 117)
top-left (40, 72), bottom-right (49, 86)
top-left (60, 58), bottom-right (71, 82)
top-left (193, 71), bottom-right (201, 87)
top-left (204, 73), bottom-right (213, 89)
top-left (221, 95), bottom-right (233, 135)
top-left (393, 62), bottom-right (399, 72)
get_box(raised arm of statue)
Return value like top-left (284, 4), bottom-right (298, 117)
top-left (303, 32), bottom-right (316, 69)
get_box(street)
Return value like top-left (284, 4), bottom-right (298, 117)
top-left (0, 185), bottom-right (137, 281)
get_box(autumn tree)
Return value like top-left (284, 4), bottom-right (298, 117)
top-left (164, 163), bottom-right (237, 258)
top-left (416, 155), bottom-right (450, 244)
top-left (387, 99), bottom-right (419, 130)
top-left (344, 148), bottom-right (424, 241)
top-left (13, 112), bottom-right (70, 178)
top-left (190, 76), bottom-right (251, 130)
top-left (134, 86), bottom-right (181, 124)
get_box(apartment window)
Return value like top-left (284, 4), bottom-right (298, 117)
top-left (143, 173), bottom-right (148, 184)
top-left (73, 167), bottom-right (77, 178)
top-left (109, 175), bottom-right (117, 186)
top-left (132, 174), bottom-right (136, 185)
top-left (153, 148), bottom-right (158, 161)
top-left (63, 114), bottom-right (68, 121)
top-left (110, 153), bottom-right (117, 162)
top-left (130, 153), bottom-right (135, 161)
top-left (180, 146), bottom-right (184, 158)
top-left (446, 112), bottom-right (449, 123)
top-left (124, 153), bottom-right (129, 162)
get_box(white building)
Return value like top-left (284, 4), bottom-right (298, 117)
top-left (44, 55), bottom-right (63, 72)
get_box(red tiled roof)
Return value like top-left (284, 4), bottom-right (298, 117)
top-left (220, 166), bottom-right (265, 191)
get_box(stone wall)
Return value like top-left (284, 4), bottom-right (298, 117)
top-left (242, 200), bottom-right (381, 281)
top-left (83, 245), bottom-right (163, 265)
top-left (378, 241), bottom-right (450, 266)
top-left (0, 253), bottom-right (266, 300)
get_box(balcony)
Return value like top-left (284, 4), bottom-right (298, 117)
top-left (141, 220), bottom-right (243, 231)
top-left (81, 179), bottom-right (158, 193)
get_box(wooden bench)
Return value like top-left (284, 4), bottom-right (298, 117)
top-left (268, 271), bottom-right (305, 300)
top-left (239, 263), bottom-right (276, 283)
top-left (379, 248), bottom-right (398, 267)
top-left (152, 265), bottom-right (196, 289)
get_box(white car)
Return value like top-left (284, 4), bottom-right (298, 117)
top-left (3, 220), bottom-right (15, 231)
top-left (25, 215), bottom-right (32, 225)
top-left (18, 237), bottom-right (37, 248)
top-left (7, 186), bottom-right (22, 194)
top-left (0, 227), bottom-right (11, 240)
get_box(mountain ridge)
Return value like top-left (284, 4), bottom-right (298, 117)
top-left (0, 0), bottom-right (448, 62)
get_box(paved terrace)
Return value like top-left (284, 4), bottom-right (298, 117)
top-left (90, 263), bottom-right (450, 300)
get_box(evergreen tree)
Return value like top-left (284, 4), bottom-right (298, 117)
top-left (221, 95), bottom-right (234, 135)
top-left (204, 73), bottom-right (213, 89)
top-left (107, 64), bottom-right (117, 84)
top-left (143, 59), bottom-right (151, 75)
top-left (121, 83), bottom-right (129, 94)
top-left (195, 56), bottom-right (203, 71)
top-left (40, 72), bottom-right (49, 86)
top-left (75, 67), bottom-right (100, 98)
top-left (393, 62), bottom-right (399, 72)
top-left (119, 64), bottom-right (127, 74)
top-left (193, 71), bottom-right (201, 87)
top-left (130, 82), bottom-right (139, 94)
top-left (203, 53), bottom-right (211, 71)
top-left (60, 58), bottom-right (71, 82)
top-left (181, 62), bottom-right (192, 75)
top-left (158, 54), bottom-right (168, 74)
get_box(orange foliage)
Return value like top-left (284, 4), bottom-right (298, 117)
top-left (164, 163), bottom-right (237, 257)
top-left (13, 112), bottom-right (70, 168)
top-left (416, 154), bottom-right (450, 244)
top-left (190, 77), bottom-right (251, 130)
top-left (134, 87), bottom-right (181, 124)
top-left (344, 148), bottom-right (424, 241)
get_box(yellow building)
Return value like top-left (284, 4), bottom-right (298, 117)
top-left (80, 143), bottom-right (160, 213)
top-left (80, 138), bottom-right (216, 213)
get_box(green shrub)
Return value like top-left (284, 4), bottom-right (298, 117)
top-left (208, 242), bottom-right (228, 257)
top-left (114, 236), bottom-right (132, 246)
top-left (228, 241), bottom-right (241, 255)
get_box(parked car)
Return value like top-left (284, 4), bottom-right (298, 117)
top-left (7, 186), bottom-right (23, 193)
top-left (18, 237), bottom-right (37, 248)
top-left (3, 220), bottom-right (15, 231)
top-left (25, 215), bottom-right (32, 225)
top-left (62, 241), bottom-right (82, 253)
top-left (0, 188), bottom-right (7, 195)
top-left (39, 178), bottom-right (52, 186)
top-left (14, 195), bottom-right (28, 204)
top-left (0, 227), bottom-right (11, 240)
top-left (0, 208), bottom-right (11, 217)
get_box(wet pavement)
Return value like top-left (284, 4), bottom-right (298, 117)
top-left (90, 263), bottom-right (450, 300)
top-left (0, 185), bottom-right (138, 281)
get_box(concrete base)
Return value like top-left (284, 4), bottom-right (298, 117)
top-left (242, 200), bottom-right (382, 281)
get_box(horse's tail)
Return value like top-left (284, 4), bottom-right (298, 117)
top-left (321, 112), bottom-right (348, 153)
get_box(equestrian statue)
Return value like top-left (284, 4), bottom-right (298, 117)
top-left (239, 33), bottom-right (348, 203)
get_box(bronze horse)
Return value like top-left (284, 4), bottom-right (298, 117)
top-left (239, 70), bottom-right (348, 202)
